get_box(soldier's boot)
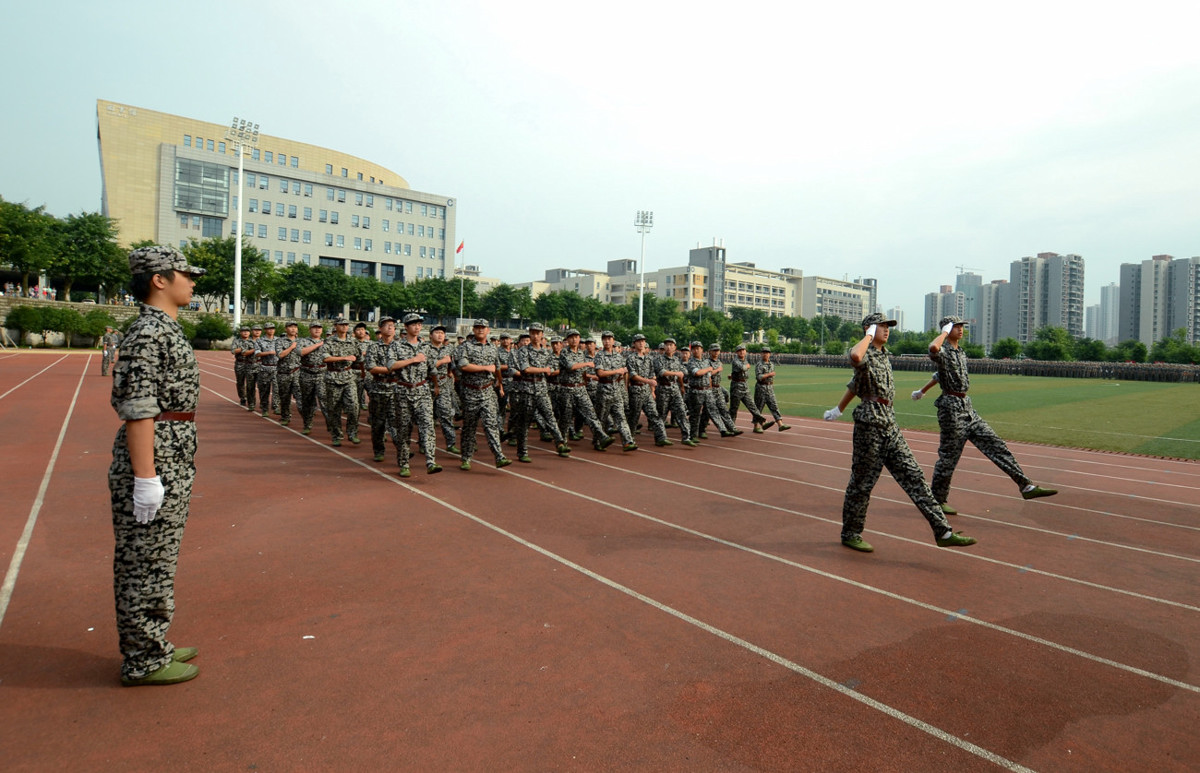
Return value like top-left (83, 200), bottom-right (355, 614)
top-left (427, 462), bottom-right (443, 474)
top-left (556, 443), bottom-right (571, 457)
top-left (762, 419), bottom-right (775, 430)
top-left (373, 452), bottom-right (386, 462)
top-left (655, 438), bottom-right (674, 447)
top-left (447, 445), bottom-right (461, 455)
top-left (460, 460), bottom-right (472, 471)
top-left (682, 439), bottom-right (700, 447)
top-left (496, 457), bottom-right (512, 469)
top-left (349, 434), bottom-right (361, 444)
top-left (332, 438), bottom-right (342, 447)
top-left (120, 660), bottom-right (198, 687)
top-left (753, 422), bottom-right (764, 434)
top-left (518, 454), bottom-right (532, 463)
top-left (698, 432), bottom-right (708, 439)
top-left (622, 442), bottom-right (638, 452)
top-left (777, 422), bottom-right (791, 431)
top-left (302, 425), bottom-right (312, 435)
top-left (940, 502), bottom-right (957, 515)
top-left (398, 466), bottom-right (411, 478)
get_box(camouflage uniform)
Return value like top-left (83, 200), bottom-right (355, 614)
top-left (101, 330), bottom-right (122, 376)
top-left (322, 333), bottom-right (361, 443)
top-left (353, 337), bottom-right (371, 414)
top-left (391, 336), bottom-right (438, 470)
top-left (729, 353), bottom-right (767, 425)
top-left (655, 350), bottom-right (692, 442)
top-left (754, 358), bottom-right (784, 422)
top-left (231, 333), bottom-right (253, 405)
top-left (274, 333), bottom-right (302, 424)
top-left (108, 305), bottom-right (199, 681)
top-left (456, 334), bottom-right (508, 465)
top-left (365, 337), bottom-right (400, 458)
top-left (497, 341), bottom-right (516, 434)
top-left (242, 331), bottom-right (261, 411)
top-left (558, 344), bottom-right (610, 447)
top-left (841, 345), bottom-right (951, 542)
top-left (625, 347), bottom-right (669, 444)
top-left (929, 342), bottom-right (1032, 502)
top-left (704, 350), bottom-right (737, 434)
top-left (254, 333), bottom-right (279, 416)
top-left (297, 330), bottom-right (327, 433)
top-left (427, 339), bottom-right (458, 448)
top-left (686, 350), bottom-right (734, 439)
top-left (513, 340), bottom-right (567, 453)
top-left (594, 346), bottom-right (634, 446)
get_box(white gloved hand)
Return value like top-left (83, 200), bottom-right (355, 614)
top-left (133, 476), bottom-right (165, 524)
top-left (865, 324), bottom-right (877, 339)
top-left (942, 322), bottom-right (954, 334)
top-left (911, 390), bottom-right (924, 401)
top-left (823, 406), bottom-right (842, 421)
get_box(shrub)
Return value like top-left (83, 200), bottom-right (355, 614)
top-left (194, 314), bottom-right (233, 342)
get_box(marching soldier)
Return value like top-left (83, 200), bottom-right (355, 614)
top-left (835, 313), bottom-right (977, 553)
top-left (353, 322), bottom-right (371, 414)
top-left (595, 331), bottom-right (636, 451)
top-left (754, 347), bottom-right (791, 431)
top-left (915, 316), bottom-right (1057, 513)
top-left (497, 333), bottom-right (515, 439)
top-left (274, 321), bottom-right (302, 426)
top-left (704, 342), bottom-right (741, 437)
top-left (365, 316), bottom-right (400, 463)
top-left (389, 313), bottom-right (442, 477)
top-left (101, 325), bottom-right (122, 376)
top-left (656, 338), bottom-right (696, 446)
top-left (322, 317), bottom-right (361, 447)
top-left (558, 329), bottom-right (615, 451)
top-left (427, 324), bottom-right (459, 454)
top-left (626, 333), bottom-right (671, 446)
top-left (455, 320), bottom-right (512, 470)
top-left (512, 323), bottom-right (572, 460)
top-left (297, 322), bottom-right (327, 435)
top-left (231, 326), bottom-right (252, 405)
top-left (244, 325), bottom-right (262, 412)
top-left (548, 335), bottom-right (565, 438)
top-left (253, 322), bottom-right (278, 418)
top-left (686, 341), bottom-right (737, 440)
top-left (729, 343), bottom-right (769, 432)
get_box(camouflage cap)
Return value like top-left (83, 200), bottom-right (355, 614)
top-left (734, 343), bottom-right (746, 351)
top-left (528, 322), bottom-right (545, 332)
top-left (431, 324), bottom-right (446, 333)
top-left (378, 315), bottom-right (396, 325)
top-left (939, 315), bottom-right (964, 329)
top-left (582, 336), bottom-right (594, 344)
top-left (601, 330), bottom-right (614, 338)
top-left (402, 312), bottom-right (423, 325)
top-left (550, 336), bottom-right (563, 343)
top-left (473, 318), bottom-right (489, 327)
top-left (127, 245), bottom-right (206, 277)
top-left (564, 328), bottom-right (580, 337)
top-left (251, 324), bottom-right (262, 331)
top-left (332, 316), bottom-right (349, 325)
top-left (663, 337), bottom-right (676, 345)
top-left (690, 340), bottom-right (703, 348)
top-left (308, 321), bottom-right (324, 329)
top-left (862, 312), bottom-right (898, 328)
top-left (499, 332), bottom-right (511, 340)
top-left (631, 333), bottom-right (646, 342)
top-left (761, 345), bottom-right (772, 353)
top-left (709, 343), bottom-right (721, 351)
top-left (263, 321), bottom-right (276, 329)
top-left (284, 320), bottom-right (298, 327)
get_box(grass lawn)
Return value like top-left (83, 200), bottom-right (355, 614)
top-left (768, 364), bottom-right (1200, 460)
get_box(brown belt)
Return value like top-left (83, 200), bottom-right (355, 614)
top-left (598, 377), bottom-right (624, 384)
top-left (397, 379), bottom-right (427, 389)
top-left (944, 390), bottom-right (968, 398)
top-left (280, 367), bottom-right (299, 374)
top-left (731, 376), bottom-right (747, 382)
top-left (302, 366), bottom-right (326, 372)
top-left (155, 412), bottom-right (195, 422)
top-left (863, 396), bottom-right (892, 406)
top-left (464, 381), bottom-right (496, 390)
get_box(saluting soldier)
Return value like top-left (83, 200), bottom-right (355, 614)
top-left (101, 325), bottom-right (122, 376)
top-left (389, 313), bottom-right (441, 477)
top-left (297, 322), bottom-right (327, 435)
top-left (253, 322), bottom-right (279, 418)
top-left (625, 333), bottom-right (671, 446)
top-left (558, 329), bottom-right (615, 451)
top-left (656, 338), bottom-right (696, 446)
top-left (754, 347), bottom-right (791, 431)
top-left (322, 316), bottom-right (361, 447)
top-left (595, 331), bottom-right (637, 451)
top-left (427, 324), bottom-right (459, 454)
top-left (512, 323), bottom-right (572, 459)
top-left (455, 319), bottom-right (512, 470)
top-left (231, 326), bottom-right (253, 405)
top-left (836, 312), bottom-right (977, 553)
top-left (914, 315), bottom-right (1057, 514)
top-left (365, 316), bottom-right (400, 463)
top-left (274, 321), bottom-right (302, 426)
top-left (729, 343), bottom-right (769, 432)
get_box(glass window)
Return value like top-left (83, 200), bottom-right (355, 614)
top-left (173, 158), bottom-right (230, 216)
top-left (259, 175), bottom-right (269, 190)
top-left (336, 235), bottom-right (344, 247)
top-left (330, 212), bottom-right (339, 224)
top-left (325, 233), bottom-right (334, 246)
top-left (183, 135), bottom-right (191, 147)
top-left (275, 203), bottom-right (284, 216)
top-left (357, 172), bottom-right (363, 181)
top-left (418, 225), bottom-right (425, 238)
top-left (274, 251), bottom-right (283, 264)
top-left (278, 227), bottom-right (287, 241)
top-left (246, 173), bottom-right (256, 188)
top-left (290, 229), bottom-right (299, 242)
top-left (355, 192), bottom-right (363, 206)
top-left (248, 199), bottom-right (258, 213)
top-left (407, 223), bottom-right (414, 235)
top-left (251, 148), bottom-right (260, 161)
top-left (303, 230), bottom-right (311, 243)
top-left (337, 190), bottom-right (346, 203)
top-left (303, 207), bottom-right (312, 220)
top-left (385, 198), bottom-right (393, 211)
top-left (287, 252), bottom-right (296, 264)
top-left (325, 163), bottom-right (333, 174)
top-left (278, 153), bottom-right (287, 166)
top-left (243, 222), bottom-right (253, 235)
top-left (179, 214), bottom-right (188, 226)
top-left (304, 183), bottom-right (313, 197)
top-left (351, 215), bottom-right (360, 228)
top-left (366, 195), bottom-right (374, 208)
top-left (288, 204), bottom-right (297, 218)
top-left (405, 201), bottom-right (413, 213)
top-left (291, 181), bottom-right (300, 195)
top-left (279, 178), bottom-right (288, 193)
top-left (420, 246), bottom-right (427, 258)
top-left (258, 224), bottom-right (267, 238)
top-left (354, 237), bottom-right (362, 250)
top-left (438, 228), bottom-right (445, 239)
top-left (326, 187), bottom-right (335, 201)
top-left (421, 204), bottom-right (428, 216)
top-left (385, 242), bottom-right (392, 254)
top-left (438, 248), bottom-right (445, 259)
top-left (303, 254), bottom-right (311, 264)
top-left (319, 210), bottom-right (327, 223)
top-left (218, 141), bottom-right (226, 154)
top-left (261, 200), bottom-right (271, 215)
top-left (364, 239), bottom-right (372, 252)
top-left (362, 217), bottom-right (370, 229)
top-left (382, 219), bottom-right (389, 232)
top-left (291, 156), bottom-right (299, 168)
top-left (264, 151), bottom-right (273, 163)
top-left (205, 139), bottom-right (214, 151)
top-left (341, 168), bottom-right (348, 177)
top-left (404, 244), bottom-right (411, 256)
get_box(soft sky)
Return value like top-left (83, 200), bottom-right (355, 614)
top-left (3, 0), bottom-right (1199, 327)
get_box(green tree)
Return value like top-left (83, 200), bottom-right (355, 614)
top-left (194, 314), bottom-right (233, 342)
top-left (0, 198), bottom-right (57, 291)
top-left (1073, 337), bottom-right (1109, 362)
top-left (4, 305), bottom-right (42, 345)
top-left (183, 235), bottom-right (267, 312)
top-left (991, 337), bottom-right (1022, 359)
top-left (1024, 326), bottom-right (1073, 361)
top-left (719, 318), bottom-right (743, 351)
top-left (49, 211), bottom-right (125, 300)
top-left (1110, 339), bottom-right (1148, 363)
top-left (378, 280), bottom-right (414, 319)
top-left (479, 284), bottom-right (522, 324)
top-left (1149, 328), bottom-right (1200, 364)
top-left (346, 275), bottom-right (384, 321)
top-left (243, 259), bottom-right (280, 316)
top-left (310, 266), bottom-right (351, 315)
top-left (534, 291), bottom-right (566, 327)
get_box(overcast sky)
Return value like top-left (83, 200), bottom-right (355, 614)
top-left (3, 0), bottom-right (1199, 327)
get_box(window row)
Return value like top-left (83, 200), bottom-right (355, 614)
top-left (239, 174), bottom-right (314, 197)
top-left (183, 135), bottom-right (300, 168)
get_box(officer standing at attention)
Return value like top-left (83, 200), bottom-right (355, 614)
top-left (365, 316), bottom-right (400, 463)
top-left (656, 338), bottom-right (696, 446)
top-left (625, 333), bottom-right (671, 446)
top-left (836, 313), bottom-right (978, 553)
top-left (456, 320), bottom-right (512, 470)
top-left (322, 317), bottom-right (361, 447)
top-left (594, 331), bottom-right (637, 451)
top-left (389, 312), bottom-right (442, 477)
top-left (108, 245), bottom-right (205, 686)
top-left (297, 322), bottom-right (327, 435)
top-left (729, 343), bottom-right (770, 432)
top-left (274, 321), bottom-right (302, 426)
top-left (914, 315), bottom-right (1058, 514)
top-left (253, 322), bottom-right (279, 418)
top-left (513, 323), bottom-right (572, 459)
top-left (101, 325), bottom-right (122, 376)
top-left (427, 324), bottom-right (459, 454)
top-left (754, 347), bottom-right (791, 431)
top-left (231, 326), bottom-right (252, 405)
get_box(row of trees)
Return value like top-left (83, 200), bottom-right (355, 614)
top-left (3, 304), bottom-right (233, 348)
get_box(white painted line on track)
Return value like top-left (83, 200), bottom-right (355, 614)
top-left (0, 354), bottom-right (70, 402)
top-left (196, 382), bottom-right (1035, 771)
top-left (0, 357), bottom-right (88, 630)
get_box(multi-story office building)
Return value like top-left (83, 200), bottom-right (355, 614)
top-left (1001, 252), bottom-right (1085, 342)
top-left (885, 306), bottom-right (905, 332)
top-left (956, 272), bottom-right (983, 329)
top-left (1098, 282), bottom-right (1120, 344)
top-left (1118, 255), bottom-right (1200, 346)
top-left (924, 285), bottom-right (965, 333)
top-left (96, 99), bottom-right (456, 315)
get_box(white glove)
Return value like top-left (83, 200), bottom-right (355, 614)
top-left (941, 322), bottom-right (954, 335)
top-left (911, 390), bottom-right (924, 401)
top-left (823, 406), bottom-right (842, 421)
top-left (133, 476), bottom-right (165, 524)
top-left (865, 324), bottom-right (877, 339)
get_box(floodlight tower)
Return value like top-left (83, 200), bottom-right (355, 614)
top-left (225, 117), bottom-right (259, 328)
top-left (635, 210), bottom-right (654, 330)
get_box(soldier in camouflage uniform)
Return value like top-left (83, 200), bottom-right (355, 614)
top-left (274, 321), bottom-right (302, 426)
top-left (322, 317), bottom-right (361, 446)
top-left (244, 325), bottom-right (262, 412)
top-left (558, 329), bottom-right (615, 451)
top-left (914, 315), bottom-right (1058, 514)
top-left (101, 325), bottom-right (122, 376)
top-left (231, 326), bottom-right (253, 406)
top-left (729, 343), bottom-right (769, 432)
top-left (702, 343), bottom-right (741, 437)
top-left (365, 316), bottom-right (400, 463)
top-left (353, 322), bottom-right (372, 415)
top-left (625, 333), bottom-right (671, 446)
top-left (513, 323), bottom-right (572, 459)
top-left (656, 338), bottom-right (696, 446)
top-left (686, 341), bottom-right (737, 440)
top-left (594, 331), bottom-right (636, 451)
top-left (456, 320), bottom-right (512, 470)
top-left (754, 347), bottom-right (791, 431)
top-left (108, 245), bottom-right (205, 686)
top-left (583, 336), bottom-right (601, 433)
top-left (505, 333), bottom-right (532, 458)
top-left (297, 322), bottom-right (327, 435)
top-left (389, 313), bottom-right (442, 477)
top-left (427, 324), bottom-right (459, 453)
top-left (497, 333), bottom-right (515, 440)
top-left (838, 313), bottom-right (978, 553)
top-left (253, 322), bottom-right (278, 418)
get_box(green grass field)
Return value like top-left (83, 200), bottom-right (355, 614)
top-left (768, 364), bottom-right (1200, 460)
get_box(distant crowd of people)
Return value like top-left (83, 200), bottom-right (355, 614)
top-left (2, 282), bottom-right (57, 301)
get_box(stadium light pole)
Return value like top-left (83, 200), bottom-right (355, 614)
top-left (226, 117), bottom-right (259, 329)
top-left (635, 210), bottom-right (653, 330)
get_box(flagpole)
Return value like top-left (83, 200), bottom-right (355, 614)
top-left (457, 240), bottom-right (465, 320)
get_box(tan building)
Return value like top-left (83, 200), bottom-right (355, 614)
top-left (96, 99), bottom-right (456, 311)
top-left (452, 265), bottom-right (504, 294)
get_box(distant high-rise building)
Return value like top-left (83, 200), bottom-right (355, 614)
top-left (1001, 252), bottom-right (1085, 342)
top-left (1098, 282), bottom-right (1120, 345)
top-left (1085, 304), bottom-right (1101, 339)
top-left (924, 285), bottom-right (964, 332)
top-left (855, 277), bottom-right (879, 315)
top-left (1119, 255), bottom-right (1200, 346)
top-left (886, 306), bottom-right (905, 331)
top-left (955, 272), bottom-right (983, 330)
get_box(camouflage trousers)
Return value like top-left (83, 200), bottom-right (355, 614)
top-left (323, 377), bottom-right (359, 442)
top-left (932, 397), bottom-right (1030, 503)
top-left (432, 377), bottom-right (457, 447)
top-left (368, 386), bottom-right (399, 456)
top-left (233, 360), bottom-right (250, 403)
top-left (728, 382), bottom-right (765, 424)
top-left (109, 422), bottom-right (196, 681)
top-left (700, 386), bottom-right (735, 435)
top-left (627, 385), bottom-right (668, 443)
top-left (659, 385), bottom-right (692, 441)
top-left (256, 366), bottom-right (276, 414)
top-left (297, 371), bottom-right (324, 430)
top-left (558, 384), bottom-right (606, 442)
top-left (276, 369), bottom-right (300, 422)
top-left (460, 384), bottom-right (505, 463)
top-left (514, 385), bottom-right (565, 452)
top-left (597, 384), bottom-right (633, 445)
top-left (690, 387), bottom-right (733, 438)
top-left (354, 371), bottom-right (367, 415)
top-left (101, 350), bottom-right (116, 376)
top-left (395, 384), bottom-right (437, 468)
top-left (242, 363), bottom-right (260, 410)
top-left (755, 384), bottom-right (782, 421)
top-left (841, 420), bottom-right (950, 541)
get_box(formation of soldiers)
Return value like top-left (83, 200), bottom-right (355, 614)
top-left (229, 317), bottom-right (796, 474)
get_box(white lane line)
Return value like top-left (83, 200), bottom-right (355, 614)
top-left (196, 382), bottom-right (1035, 771)
top-left (0, 354), bottom-right (70, 402)
top-left (0, 357), bottom-right (88, 629)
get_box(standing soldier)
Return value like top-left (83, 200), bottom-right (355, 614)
top-left (456, 320), bottom-right (512, 470)
top-left (512, 323), bottom-right (572, 459)
top-left (558, 329), bottom-right (615, 451)
top-left (389, 312), bottom-right (442, 477)
top-left (101, 325), bottom-right (122, 376)
top-left (754, 347), bottom-right (791, 431)
top-left (506, 333), bottom-right (532, 457)
top-left (497, 333), bottom-right (515, 440)
top-left (322, 317), bottom-right (361, 447)
top-left (297, 322), bottom-right (327, 436)
top-left (427, 324), bottom-right (459, 454)
top-left (231, 326), bottom-right (253, 406)
top-left (625, 333), bottom-right (671, 446)
top-left (274, 321), bottom-right (302, 426)
top-left (914, 316), bottom-right (1058, 514)
top-left (353, 322), bottom-right (372, 416)
top-left (835, 313), bottom-right (978, 553)
top-left (365, 316), bottom-right (400, 463)
top-left (594, 331), bottom-right (637, 451)
top-left (244, 325), bottom-right (262, 412)
top-left (548, 335), bottom-right (565, 439)
top-left (253, 322), bottom-right (278, 418)
top-left (656, 338), bottom-right (696, 446)
top-left (729, 343), bottom-right (769, 432)
top-left (107, 245), bottom-right (206, 686)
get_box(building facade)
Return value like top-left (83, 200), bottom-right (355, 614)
top-left (1118, 255), bottom-right (1200, 347)
top-left (924, 285), bottom-right (965, 333)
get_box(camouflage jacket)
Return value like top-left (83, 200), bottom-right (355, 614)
top-left (111, 304), bottom-right (199, 425)
top-left (299, 336), bottom-right (326, 371)
top-left (456, 338), bottom-right (500, 389)
top-left (426, 342), bottom-right (454, 386)
top-left (625, 351), bottom-right (656, 389)
top-left (655, 354), bottom-right (685, 391)
top-left (848, 345), bottom-right (895, 427)
top-left (730, 357), bottom-right (753, 388)
top-left (684, 356), bottom-right (711, 390)
top-left (274, 336), bottom-right (302, 370)
top-left (390, 337), bottom-right (433, 386)
top-left (364, 339), bottom-right (396, 392)
top-left (707, 355), bottom-right (725, 389)
top-left (930, 344), bottom-right (970, 395)
top-left (755, 359), bottom-right (776, 385)
top-left (593, 349), bottom-right (627, 391)
top-left (322, 334), bottom-right (359, 383)
top-left (557, 347), bottom-right (591, 387)
top-left (255, 336), bottom-right (279, 367)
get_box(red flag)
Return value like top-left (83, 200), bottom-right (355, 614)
top-left (456, 241), bottom-right (464, 254)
